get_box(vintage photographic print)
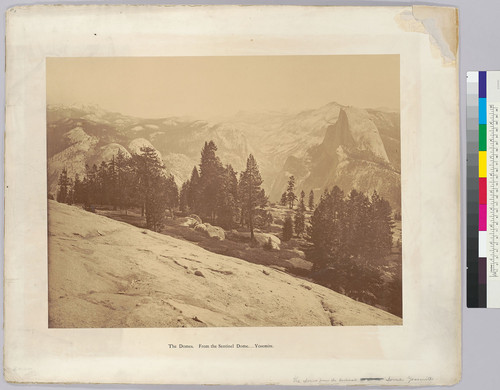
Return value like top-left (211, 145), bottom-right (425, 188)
top-left (47, 55), bottom-right (402, 328)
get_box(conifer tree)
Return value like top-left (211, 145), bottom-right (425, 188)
top-left (115, 149), bottom-right (133, 213)
top-left (308, 190), bottom-right (315, 211)
top-left (97, 160), bottom-right (109, 206)
top-left (280, 192), bottom-right (288, 206)
top-left (187, 166), bottom-right (201, 214)
top-left (368, 190), bottom-right (394, 260)
top-left (286, 176), bottom-right (297, 209)
top-left (306, 186), bottom-right (394, 304)
top-left (282, 216), bottom-right (293, 241)
top-left (164, 174), bottom-right (179, 218)
top-left (107, 155), bottom-right (118, 210)
top-left (66, 177), bottom-right (74, 205)
top-left (199, 141), bottom-right (223, 223)
top-left (85, 164), bottom-right (99, 207)
top-left (216, 164), bottom-right (240, 229)
top-left (294, 191), bottom-right (306, 237)
top-left (132, 146), bottom-right (167, 231)
top-left (346, 189), bottom-right (371, 261)
top-left (239, 154), bottom-right (266, 240)
top-left (309, 186), bottom-right (347, 269)
top-left (73, 173), bottom-right (83, 204)
top-left (56, 168), bottom-right (70, 203)
top-left (238, 172), bottom-right (246, 227)
top-left (179, 180), bottom-right (190, 213)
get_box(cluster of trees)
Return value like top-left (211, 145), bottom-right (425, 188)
top-left (307, 186), bottom-right (397, 307)
top-left (56, 140), bottom-right (271, 239)
top-left (279, 176), bottom-right (315, 211)
top-left (56, 147), bottom-right (179, 232)
top-left (179, 141), bottom-right (270, 239)
top-left (282, 189), bottom-right (307, 242)
top-left (56, 141), bottom-right (271, 238)
top-left (279, 176), bottom-right (314, 241)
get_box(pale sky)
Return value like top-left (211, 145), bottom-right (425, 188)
top-left (46, 55), bottom-right (399, 119)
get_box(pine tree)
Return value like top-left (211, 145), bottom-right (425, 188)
top-left (56, 168), bottom-right (70, 204)
top-left (280, 192), bottom-right (288, 206)
top-left (306, 186), bottom-right (393, 304)
top-left (107, 155), bottom-right (118, 210)
top-left (309, 186), bottom-right (347, 270)
top-left (216, 164), bottom-right (240, 229)
top-left (294, 192), bottom-right (306, 237)
top-left (187, 166), bottom-right (201, 214)
top-left (198, 141), bottom-right (223, 223)
top-left (282, 216), bottom-right (293, 241)
top-left (286, 176), bottom-right (297, 209)
top-left (66, 177), bottom-right (74, 205)
top-left (115, 149), bottom-right (133, 213)
top-left (132, 146), bottom-right (167, 231)
top-left (85, 164), bottom-right (99, 207)
top-left (164, 174), bottom-right (179, 218)
top-left (308, 190), bottom-right (315, 211)
top-left (239, 154), bottom-right (266, 240)
top-left (97, 160), bottom-right (109, 206)
top-left (368, 190), bottom-right (394, 261)
top-left (346, 189), bottom-right (371, 261)
top-left (179, 180), bottom-right (190, 213)
top-left (73, 173), bottom-right (83, 204)
top-left (238, 172), bottom-right (246, 227)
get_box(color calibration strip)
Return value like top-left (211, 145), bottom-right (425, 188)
top-left (467, 71), bottom-right (500, 308)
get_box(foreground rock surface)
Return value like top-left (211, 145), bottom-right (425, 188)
top-left (48, 201), bottom-right (402, 328)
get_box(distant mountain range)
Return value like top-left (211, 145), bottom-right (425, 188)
top-left (47, 101), bottom-right (401, 209)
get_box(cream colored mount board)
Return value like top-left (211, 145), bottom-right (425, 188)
top-left (4, 5), bottom-right (460, 386)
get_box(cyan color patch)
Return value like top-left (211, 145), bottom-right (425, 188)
top-left (479, 98), bottom-right (487, 124)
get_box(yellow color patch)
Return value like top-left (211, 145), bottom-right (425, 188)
top-left (479, 151), bottom-right (487, 178)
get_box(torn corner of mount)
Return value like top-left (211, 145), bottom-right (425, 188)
top-left (396, 5), bottom-right (459, 65)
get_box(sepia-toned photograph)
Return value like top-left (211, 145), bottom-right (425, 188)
top-left (47, 55), bottom-right (402, 328)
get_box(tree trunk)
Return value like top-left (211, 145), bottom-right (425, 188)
top-left (249, 211), bottom-right (254, 241)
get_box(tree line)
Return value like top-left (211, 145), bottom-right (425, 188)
top-left (56, 146), bottom-right (179, 232)
top-left (178, 140), bottom-right (270, 239)
top-left (56, 141), bottom-right (270, 238)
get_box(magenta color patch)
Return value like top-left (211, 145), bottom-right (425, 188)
top-left (479, 204), bottom-right (487, 231)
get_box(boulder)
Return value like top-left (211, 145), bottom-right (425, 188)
top-left (228, 231), bottom-right (280, 250)
top-left (254, 233), bottom-right (281, 250)
top-left (188, 214), bottom-right (202, 224)
top-left (204, 223), bottom-right (226, 241)
top-left (194, 223), bottom-right (208, 234)
top-left (194, 223), bottom-right (225, 241)
top-left (180, 217), bottom-right (200, 228)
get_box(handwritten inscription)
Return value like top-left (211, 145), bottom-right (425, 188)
top-left (293, 376), bottom-right (433, 385)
